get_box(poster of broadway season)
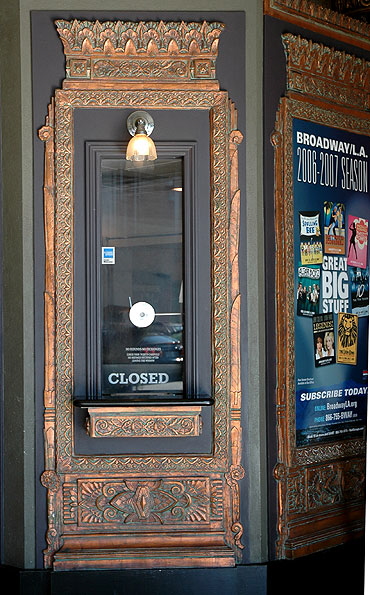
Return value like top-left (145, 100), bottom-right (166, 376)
top-left (296, 265), bottom-right (321, 317)
top-left (349, 265), bottom-right (369, 317)
top-left (337, 312), bottom-right (358, 365)
top-left (299, 211), bottom-right (323, 265)
top-left (312, 313), bottom-right (335, 367)
top-left (293, 118), bottom-right (369, 447)
top-left (323, 202), bottom-right (346, 255)
top-left (347, 215), bottom-right (368, 268)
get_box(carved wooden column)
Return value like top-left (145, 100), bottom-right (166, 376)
top-left (39, 20), bottom-right (243, 570)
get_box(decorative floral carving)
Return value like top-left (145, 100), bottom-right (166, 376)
top-left (282, 33), bottom-right (370, 108)
top-left (88, 409), bottom-right (202, 438)
top-left (308, 465), bottom-right (342, 508)
top-left (92, 59), bottom-right (188, 79)
top-left (307, 459), bottom-right (366, 509)
top-left (56, 20), bottom-right (224, 83)
top-left (56, 20), bottom-right (224, 56)
top-left (287, 471), bottom-right (306, 513)
top-left (77, 478), bottom-right (211, 525)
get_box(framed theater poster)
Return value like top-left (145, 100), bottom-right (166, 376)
top-left (273, 34), bottom-right (368, 559)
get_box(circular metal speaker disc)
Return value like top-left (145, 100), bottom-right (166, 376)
top-left (129, 301), bottom-right (156, 328)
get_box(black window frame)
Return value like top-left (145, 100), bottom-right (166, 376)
top-left (78, 140), bottom-right (212, 405)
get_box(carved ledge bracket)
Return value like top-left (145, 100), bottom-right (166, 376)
top-left (85, 406), bottom-right (203, 438)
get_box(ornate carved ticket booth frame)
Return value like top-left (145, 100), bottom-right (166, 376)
top-left (273, 33), bottom-right (368, 559)
top-left (39, 20), bottom-right (243, 570)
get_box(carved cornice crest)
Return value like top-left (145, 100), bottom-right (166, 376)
top-left (265, 0), bottom-right (370, 49)
top-left (282, 33), bottom-right (370, 108)
top-left (56, 20), bottom-right (224, 56)
top-left (55, 20), bottom-right (224, 85)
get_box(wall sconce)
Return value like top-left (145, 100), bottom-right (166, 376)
top-left (126, 111), bottom-right (157, 162)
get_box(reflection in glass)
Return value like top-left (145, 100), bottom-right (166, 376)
top-left (100, 157), bottom-right (184, 396)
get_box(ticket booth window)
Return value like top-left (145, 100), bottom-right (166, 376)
top-left (83, 139), bottom-right (206, 403)
top-left (40, 19), bottom-right (244, 570)
top-left (100, 155), bottom-right (185, 397)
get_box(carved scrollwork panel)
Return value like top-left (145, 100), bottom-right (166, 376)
top-left (307, 458), bottom-right (366, 510)
top-left (86, 406), bottom-right (203, 438)
top-left (61, 476), bottom-right (226, 529)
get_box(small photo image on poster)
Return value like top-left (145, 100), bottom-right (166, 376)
top-left (347, 215), bottom-right (368, 268)
top-left (323, 202), bottom-right (345, 254)
top-left (299, 211), bottom-right (323, 265)
top-left (312, 313), bottom-right (335, 367)
top-left (337, 312), bottom-right (358, 365)
top-left (296, 265), bottom-right (321, 317)
top-left (349, 265), bottom-right (369, 317)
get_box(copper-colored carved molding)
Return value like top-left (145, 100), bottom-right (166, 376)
top-left (264, 0), bottom-right (370, 51)
top-left (55, 20), bottom-right (224, 88)
top-left (282, 33), bottom-right (370, 109)
top-left (40, 19), bottom-right (243, 570)
top-left (272, 33), bottom-right (367, 559)
top-left (86, 406), bottom-right (203, 438)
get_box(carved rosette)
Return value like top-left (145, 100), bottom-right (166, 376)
top-left (55, 20), bottom-right (224, 87)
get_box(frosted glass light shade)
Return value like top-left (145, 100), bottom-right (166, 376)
top-left (126, 133), bottom-right (157, 161)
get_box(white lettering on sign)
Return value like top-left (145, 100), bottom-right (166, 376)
top-left (108, 372), bottom-right (170, 385)
top-left (321, 255), bottom-right (349, 313)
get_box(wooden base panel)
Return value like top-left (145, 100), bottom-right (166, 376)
top-left (283, 525), bottom-right (365, 560)
top-left (53, 546), bottom-right (236, 570)
top-left (282, 507), bottom-right (365, 559)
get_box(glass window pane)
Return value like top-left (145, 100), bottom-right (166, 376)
top-left (100, 157), bottom-right (184, 396)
